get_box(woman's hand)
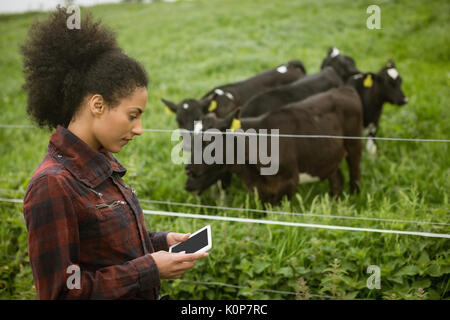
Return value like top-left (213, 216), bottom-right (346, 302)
top-left (154, 232), bottom-right (208, 279)
top-left (166, 232), bottom-right (190, 247)
top-left (150, 251), bottom-right (209, 279)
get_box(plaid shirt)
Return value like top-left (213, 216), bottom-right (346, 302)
top-left (23, 125), bottom-right (169, 300)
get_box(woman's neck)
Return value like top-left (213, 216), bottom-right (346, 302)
top-left (68, 120), bottom-right (101, 151)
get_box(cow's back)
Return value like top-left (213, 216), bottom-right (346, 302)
top-left (251, 87), bottom-right (360, 177)
top-left (241, 67), bottom-right (343, 118)
top-left (202, 61), bottom-right (306, 98)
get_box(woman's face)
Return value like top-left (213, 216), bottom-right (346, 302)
top-left (94, 87), bottom-right (147, 153)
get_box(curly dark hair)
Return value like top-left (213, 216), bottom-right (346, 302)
top-left (20, 6), bottom-right (149, 130)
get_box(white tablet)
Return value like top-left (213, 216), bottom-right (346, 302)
top-left (169, 225), bottom-right (212, 254)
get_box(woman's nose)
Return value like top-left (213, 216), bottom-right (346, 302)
top-left (132, 119), bottom-right (143, 136)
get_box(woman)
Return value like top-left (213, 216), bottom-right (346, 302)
top-left (21, 7), bottom-right (208, 300)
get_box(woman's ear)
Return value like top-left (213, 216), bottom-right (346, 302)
top-left (88, 94), bottom-right (106, 116)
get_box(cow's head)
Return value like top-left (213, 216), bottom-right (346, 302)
top-left (284, 59), bottom-right (307, 75)
top-left (161, 97), bottom-right (212, 131)
top-left (321, 47), bottom-right (360, 81)
top-left (202, 88), bottom-right (239, 118)
top-left (184, 109), bottom-right (240, 194)
top-left (349, 59), bottom-right (408, 107)
top-left (346, 59), bottom-right (408, 156)
top-left (185, 163), bottom-right (229, 195)
top-left (375, 59), bottom-right (408, 106)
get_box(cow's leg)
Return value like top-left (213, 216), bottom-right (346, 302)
top-left (218, 172), bottom-right (232, 190)
top-left (259, 176), bottom-right (285, 207)
top-left (345, 139), bottom-right (362, 194)
top-left (237, 166), bottom-right (273, 209)
top-left (266, 174), bottom-right (298, 206)
top-left (328, 169), bottom-right (344, 197)
top-left (364, 123), bottom-right (378, 156)
top-left (257, 167), bottom-right (298, 207)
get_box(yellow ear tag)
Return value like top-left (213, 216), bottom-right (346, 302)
top-left (230, 118), bottom-right (241, 132)
top-left (363, 74), bottom-right (373, 88)
top-left (164, 106), bottom-right (174, 115)
top-left (208, 100), bottom-right (217, 112)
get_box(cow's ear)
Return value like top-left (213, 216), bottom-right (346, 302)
top-left (386, 59), bottom-right (396, 68)
top-left (227, 108), bottom-right (241, 130)
top-left (321, 48), bottom-right (332, 69)
top-left (218, 108), bottom-right (240, 131)
top-left (228, 107), bottom-right (241, 120)
top-left (201, 96), bottom-right (218, 113)
top-left (329, 47), bottom-right (340, 58)
top-left (161, 98), bottom-right (177, 114)
top-left (362, 73), bottom-right (373, 88)
top-left (363, 73), bottom-right (381, 88)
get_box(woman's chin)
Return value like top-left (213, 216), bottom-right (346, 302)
top-left (100, 139), bottom-right (129, 153)
top-left (103, 144), bottom-right (123, 154)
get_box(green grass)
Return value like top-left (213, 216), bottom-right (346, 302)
top-left (0, 0), bottom-right (449, 299)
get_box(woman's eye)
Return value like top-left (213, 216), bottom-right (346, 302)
top-left (129, 115), bottom-right (137, 120)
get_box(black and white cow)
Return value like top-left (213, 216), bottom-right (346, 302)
top-left (321, 47), bottom-right (360, 82)
top-left (161, 60), bottom-right (306, 131)
top-left (240, 47), bottom-right (360, 118)
top-left (347, 59), bottom-right (408, 155)
top-left (182, 48), bottom-right (360, 192)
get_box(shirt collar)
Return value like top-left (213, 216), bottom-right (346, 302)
top-left (48, 125), bottom-right (127, 188)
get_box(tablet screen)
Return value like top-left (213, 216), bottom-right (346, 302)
top-left (169, 226), bottom-right (211, 253)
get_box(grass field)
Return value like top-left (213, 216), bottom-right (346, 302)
top-left (0, 0), bottom-right (449, 299)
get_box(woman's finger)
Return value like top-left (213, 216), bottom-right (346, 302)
top-left (174, 252), bottom-right (208, 263)
top-left (173, 261), bottom-right (195, 272)
top-left (177, 233), bottom-right (190, 241)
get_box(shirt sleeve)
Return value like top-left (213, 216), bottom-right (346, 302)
top-left (148, 231), bottom-right (170, 251)
top-left (23, 174), bottom-right (161, 300)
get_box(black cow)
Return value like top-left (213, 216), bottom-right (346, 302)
top-left (241, 66), bottom-right (343, 117)
top-left (184, 86), bottom-right (363, 205)
top-left (240, 47), bottom-right (360, 118)
top-left (347, 59), bottom-right (408, 155)
top-left (162, 60), bottom-right (306, 131)
top-left (184, 48), bottom-right (360, 193)
top-left (321, 47), bottom-right (360, 82)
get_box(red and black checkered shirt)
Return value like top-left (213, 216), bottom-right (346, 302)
top-left (23, 125), bottom-right (169, 299)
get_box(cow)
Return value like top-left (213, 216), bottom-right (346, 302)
top-left (213, 66), bottom-right (345, 191)
top-left (347, 59), bottom-right (408, 155)
top-left (184, 85), bottom-right (363, 205)
top-left (240, 47), bottom-right (360, 118)
top-left (321, 47), bottom-right (361, 82)
top-left (198, 47), bottom-right (360, 190)
top-left (241, 66), bottom-right (344, 118)
top-left (161, 59), bottom-right (306, 131)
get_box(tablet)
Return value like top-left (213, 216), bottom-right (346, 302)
top-left (169, 225), bottom-right (212, 254)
